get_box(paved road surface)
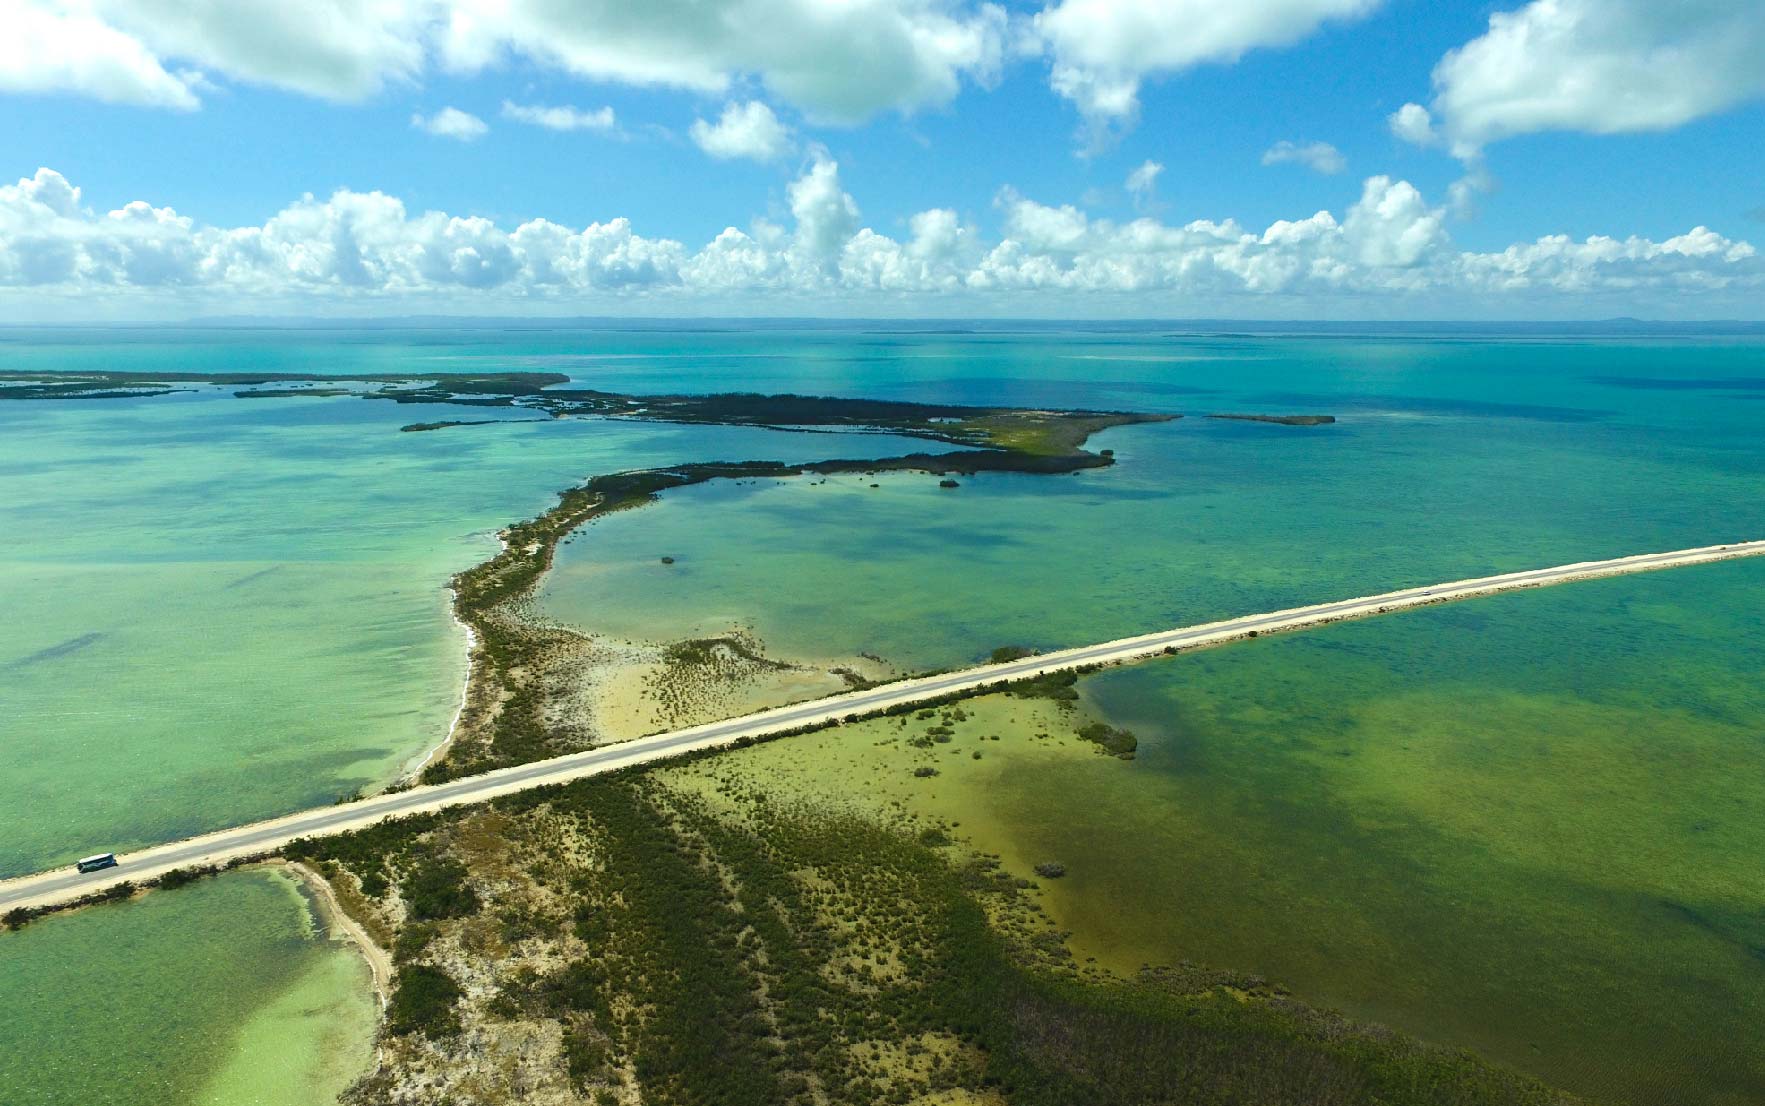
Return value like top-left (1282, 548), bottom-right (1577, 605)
top-left (5, 539), bottom-right (1761, 914)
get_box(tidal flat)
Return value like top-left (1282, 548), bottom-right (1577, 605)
top-left (665, 560), bottom-right (1765, 1106)
top-left (0, 380), bottom-right (971, 1106)
top-left (429, 393), bottom-right (1152, 781)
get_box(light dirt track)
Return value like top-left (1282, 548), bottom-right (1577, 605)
top-left (6, 539), bottom-right (1762, 915)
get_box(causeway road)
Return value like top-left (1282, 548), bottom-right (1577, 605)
top-left (5, 539), bottom-right (1762, 914)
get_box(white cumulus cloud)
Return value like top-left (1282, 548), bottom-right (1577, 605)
top-left (88, 0), bottom-right (429, 101)
top-left (1388, 102), bottom-right (1437, 147)
top-left (0, 0), bottom-right (199, 109)
top-left (1420, 0), bottom-right (1765, 154)
top-left (6, 0), bottom-right (1009, 122)
top-left (1033, 0), bottom-right (1382, 134)
top-left (788, 156), bottom-right (862, 273)
top-left (440, 0), bottom-right (1010, 124)
top-left (690, 101), bottom-right (795, 161)
top-left (411, 106), bottom-right (487, 141)
top-left (1, 164), bottom-right (1757, 315)
top-left (501, 100), bottom-right (615, 131)
top-left (1261, 140), bottom-right (1346, 174)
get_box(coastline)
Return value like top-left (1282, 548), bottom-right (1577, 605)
top-left (6, 540), bottom-right (1761, 923)
top-left (400, 584), bottom-right (485, 785)
top-left (425, 401), bottom-right (1153, 782)
top-left (278, 858), bottom-right (392, 1007)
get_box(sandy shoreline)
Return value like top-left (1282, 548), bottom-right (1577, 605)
top-left (401, 603), bottom-right (479, 783)
top-left (399, 524), bottom-right (511, 786)
top-left (277, 859), bottom-right (392, 1007)
top-left (430, 494), bottom-right (895, 775)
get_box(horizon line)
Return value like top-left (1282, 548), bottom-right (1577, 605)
top-left (3, 315), bottom-right (1763, 332)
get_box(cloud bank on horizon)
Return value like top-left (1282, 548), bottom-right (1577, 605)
top-left (3, 161), bottom-right (1753, 315)
top-left (1, 0), bottom-right (1762, 316)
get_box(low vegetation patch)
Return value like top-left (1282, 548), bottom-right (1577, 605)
top-left (1007, 669), bottom-right (1081, 702)
top-left (299, 761), bottom-right (1577, 1106)
top-left (386, 963), bottom-right (464, 1039)
top-left (1076, 721), bottom-right (1139, 758)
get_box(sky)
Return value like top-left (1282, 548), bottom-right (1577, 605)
top-left (1, 0), bottom-right (1762, 320)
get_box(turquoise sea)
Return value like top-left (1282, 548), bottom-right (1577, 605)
top-left (1, 323), bottom-right (1762, 1105)
top-left (537, 328), bottom-right (1765, 667)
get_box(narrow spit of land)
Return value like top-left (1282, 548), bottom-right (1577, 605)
top-left (5, 539), bottom-right (1761, 916)
top-left (421, 389), bottom-right (1178, 780)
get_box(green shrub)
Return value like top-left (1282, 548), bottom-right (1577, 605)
top-left (1076, 722), bottom-right (1138, 758)
top-left (386, 963), bottom-right (464, 1038)
top-left (563, 1025), bottom-right (614, 1089)
top-left (155, 865), bottom-right (216, 890)
top-left (393, 922), bottom-right (437, 964)
top-left (401, 856), bottom-right (480, 921)
top-left (1008, 671), bottom-right (1079, 702)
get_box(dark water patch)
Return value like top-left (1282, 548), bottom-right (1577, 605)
top-left (1589, 376), bottom-right (1765, 392)
top-left (1207, 413), bottom-right (1336, 426)
top-left (1657, 899), bottom-right (1765, 965)
top-left (883, 376), bottom-right (1217, 400)
top-left (0, 451), bottom-right (145, 476)
top-left (224, 565), bottom-right (283, 589)
top-left (1257, 392), bottom-right (1607, 422)
top-left (5, 632), bottom-right (105, 670)
top-left (860, 327), bottom-right (980, 335)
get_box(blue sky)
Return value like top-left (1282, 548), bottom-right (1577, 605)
top-left (1, 0), bottom-right (1762, 318)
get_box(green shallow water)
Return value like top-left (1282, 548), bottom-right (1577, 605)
top-left (517, 328), bottom-right (1765, 1105)
top-left (529, 330), bottom-right (1765, 672)
top-left (0, 870), bottom-right (376, 1106)
top-left (539, 406), bottom-right (1765, 673)
top-left (981, 560), bottom-right (1765, 1106)
top-left (0, 390), bottom-right (933, 874)
top-left (0, 368), bottom-right (934, 1106)
top-left (4, 326), bottom-right (1764, 1105)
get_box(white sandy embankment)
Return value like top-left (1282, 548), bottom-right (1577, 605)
top-left (278, 859), bottom-right (393, 1006)
top-left (402, 605), bottom-right (479, 783)
top-left (402, 524), bottom-right (519, 785)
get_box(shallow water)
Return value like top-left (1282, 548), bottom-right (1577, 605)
top-left (0, 870), bottom-right (375, 1106)
top-left (0, 387), bottom-right (931, 874)
top-left (1031, 560), bottom-right (1765, 1106)
top-left (0, 348), bottom-right (937, 1106)
top-left (671, 559), bottom-right (1765, 1106)
top-left (540, 331), bottom-right (1765, 672)
top-left (3, 325), bottom-right (1762, 1105)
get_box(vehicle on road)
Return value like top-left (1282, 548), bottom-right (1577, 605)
top-left (75, 853), bottom-right (118, 874)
